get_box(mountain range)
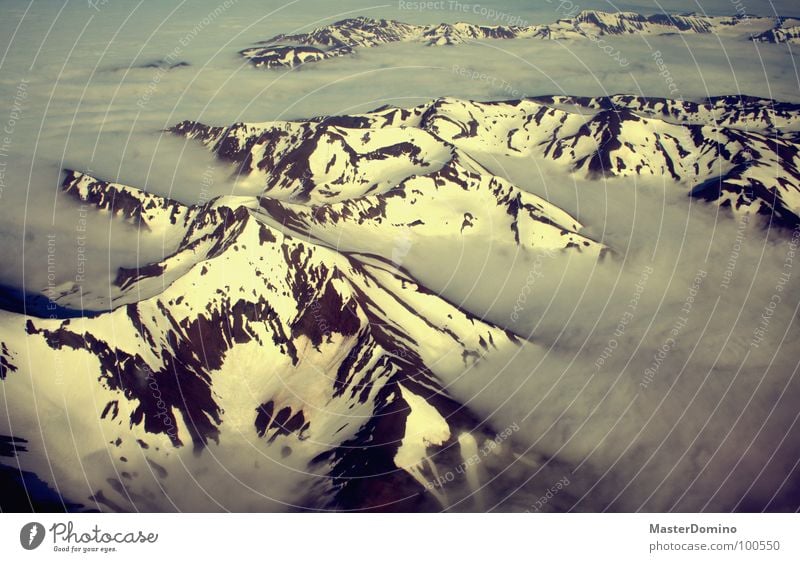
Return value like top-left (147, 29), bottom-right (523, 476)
top-left (240, 11), bottom-right (800, 69)
top-left (2, 87), bottom-right (798, 511)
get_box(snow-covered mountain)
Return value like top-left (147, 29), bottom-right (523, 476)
top-left (172, 94), bottom-right (800, 228)
top-left (3, 92), bottom-right (616, 509)
top-left (751, 18), bottom-right (800, 43)
top-left (3, 89), bottom-right (799, 511)
top-left (0, 165), bottom-right (550, 511)
top-left (169, 109), bottom-right (602, 259)
top-left (240, 11), bottom-right (790, 69)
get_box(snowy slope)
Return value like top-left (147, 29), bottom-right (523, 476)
top-left (0, 170), bottom-right (532, 512)
top-left (418, 96), bottom-right (800, 226)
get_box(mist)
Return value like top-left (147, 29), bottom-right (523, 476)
top-left (423, 160), bottom-right (800, 511)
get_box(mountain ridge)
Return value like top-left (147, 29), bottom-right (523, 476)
top-left (171, 93), bottom-right (800, 229)
top-left (239, 12), bottom-right (799, 69)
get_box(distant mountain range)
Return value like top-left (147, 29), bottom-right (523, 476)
top-left (240, 11), bottom-right (800, 69)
